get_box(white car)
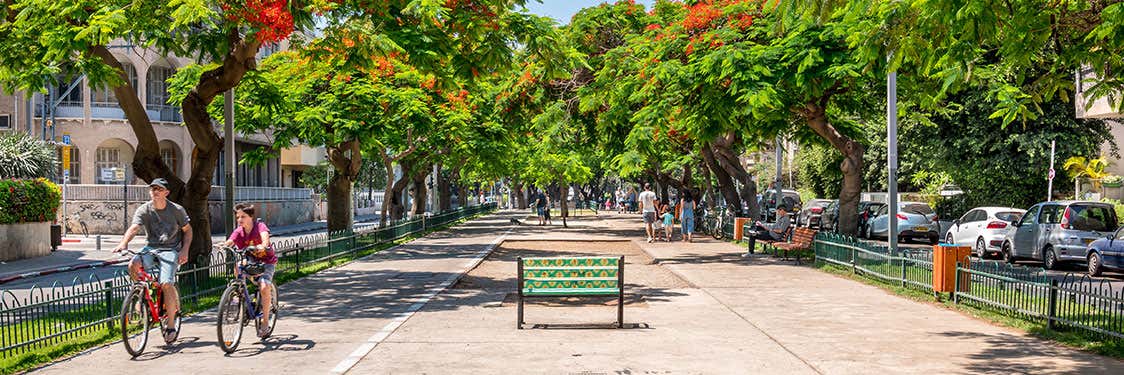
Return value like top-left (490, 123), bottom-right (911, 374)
top-left (945, 207), bottom-right (1025, 259)
top-left (867, 202), bottom-right (941, 244)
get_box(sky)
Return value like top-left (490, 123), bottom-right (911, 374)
top-left (522, 0), bottom-right (656, 25)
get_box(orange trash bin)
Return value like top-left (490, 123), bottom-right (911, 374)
top-left (932, 244), bottom-right (971, 293)
top-left (733, 217), bottom-right (752, 240)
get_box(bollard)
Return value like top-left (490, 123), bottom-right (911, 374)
top-left (96, 235), bottom-right (102, 251)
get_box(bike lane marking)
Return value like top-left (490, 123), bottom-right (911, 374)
top-left (329, 226), bottom-right (514, 374)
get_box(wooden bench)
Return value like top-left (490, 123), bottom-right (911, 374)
top-left (747, 225), bottom-right (792, 254)
top-left (773, 227), bottom-right (818, 264)
top-left (517, 256), bottom-right (624, 329)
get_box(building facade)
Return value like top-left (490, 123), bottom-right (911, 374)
top-left (0, 41), bottom-right (322, 187)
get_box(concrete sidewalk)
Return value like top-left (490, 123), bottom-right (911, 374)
top-left (349, 214), bottom-right (1124, 374)
top-left (34, 210), bottom-right (517, 374)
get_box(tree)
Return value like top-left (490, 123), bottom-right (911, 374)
top-left (1, 0), bottom-right (315, 262)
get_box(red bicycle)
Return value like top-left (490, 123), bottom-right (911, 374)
top-left (119, 249), bottom-right (182, 357)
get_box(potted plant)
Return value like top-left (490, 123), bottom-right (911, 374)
top-left (1104, 174), bottom-right (1123, 188)
top-left (0, 133), bottom-right (62, 261)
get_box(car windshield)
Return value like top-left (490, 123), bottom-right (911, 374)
top-left (1068, 204), bottom-right (1118, 232)
top-left (994, 211), bottom-right (1023, 222)
top-left (901, 204), bottom-right (933, 215)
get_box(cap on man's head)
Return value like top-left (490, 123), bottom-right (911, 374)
top-left (148, 178), bottom-right (169, 190)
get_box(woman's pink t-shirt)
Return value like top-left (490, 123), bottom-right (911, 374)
top-left (228, 221), bottom-right (278, 264)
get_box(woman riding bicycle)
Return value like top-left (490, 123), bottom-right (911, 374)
top-left (218, 203), bottom-right (277, 338)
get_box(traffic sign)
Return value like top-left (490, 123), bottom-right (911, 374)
top-left (61, 135), bottom-right (71, 145)
top-left (114, 169), bottom-right (126, 181)
top-left (1048, 168), bottom-right (1055, 180)
top-left (61, 145), bottom-right (71, 172)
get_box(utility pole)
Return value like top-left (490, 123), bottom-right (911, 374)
top-left (1047, 140), bottom-right (1056, 201)
top-left (888, 64), bottom-right (899, 253)
top-left (224, 90), bottom-right (235, 235)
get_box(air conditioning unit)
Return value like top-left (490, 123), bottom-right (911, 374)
top-left (0, 114), bottom-right (10, 130)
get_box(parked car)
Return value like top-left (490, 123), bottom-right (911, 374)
top-left (760, 189), bottom-right (802, 222)
top-left (945, 207), bottom-right (1025, 259)
top-left (822, 200), bottom-right (885, 237)
top-left (796, 199), bottom-right (834, 228)
top-left (866, 201), bottom-right (940, 244)
top-left (1002, 201), bottom-right (1118, 270)
top-left (1084, 226), bottom-right (1124, 276)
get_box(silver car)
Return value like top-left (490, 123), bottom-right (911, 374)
top-left (796, 199), bottom-right (833, 228)
top-left (1002, 201), bottom-right (1118, 270)
top-left (945, 207), bottom-right (1025, 259)
top-left (866, 202), bottom-right (940, 244)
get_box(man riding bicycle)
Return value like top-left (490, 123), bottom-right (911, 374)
top-left (218, 203), bottom-right (277, 338)
top-left (112, 178), bottom-right (192, 342)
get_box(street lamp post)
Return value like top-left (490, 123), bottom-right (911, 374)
top-left (888, 66), bottom-right (899, 253)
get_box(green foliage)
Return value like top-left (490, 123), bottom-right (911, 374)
top-left (1063, 156), bottom-right (1111, 190)
top-left (912, 89), bottom-right (1113, 211)
top-left (0, 178), bottom-right (62, 224)
top-left (299, 162), bottom-right (332, 196)
top-left (0, 132), bottom-right (57, 180)
top-left (795, 142), bottom-right (842, 199)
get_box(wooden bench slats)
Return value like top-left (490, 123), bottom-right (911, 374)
top-left (518, 255), bottom-right (625, 329)
top-left (522, 288), bottom-right (620, 296)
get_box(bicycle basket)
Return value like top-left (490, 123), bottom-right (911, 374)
top-left (243, 263), bottom-right (266, 276)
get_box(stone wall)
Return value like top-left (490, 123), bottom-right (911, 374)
top-left (0, 222), bottom-right (50, 262)
top-left (63, 199), bottom-right (316, 235)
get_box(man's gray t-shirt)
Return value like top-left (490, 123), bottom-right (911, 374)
top-left (770, 214), bottom-right (791, 240)
top-left (132, 201), bottom-right (190, 248)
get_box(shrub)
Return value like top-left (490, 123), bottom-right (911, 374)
top-left (0, 132), bottom-right (58, 180)
top-left (0, 178), bottom-right (62, 224)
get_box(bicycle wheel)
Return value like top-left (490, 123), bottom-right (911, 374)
top-left (217, 284), bottom-right (246, 353)
top-left (120, 286), bottom-right (150, 357)
top-left (255, 286), bottom-right (279, 339)
top-left (712, 218), bottom-right (724, 240)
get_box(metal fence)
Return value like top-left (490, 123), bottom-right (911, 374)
top-left (814, 233), bottom-right (1124, 341)
top-left (62, 185), bottom-right (313, 202)
top-left (0, 203), bottom-right (497, 358)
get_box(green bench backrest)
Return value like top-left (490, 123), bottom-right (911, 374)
top-left (519, 256), bottom-right (622, 292)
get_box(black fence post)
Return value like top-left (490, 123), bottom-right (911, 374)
top-left (1047, 278), bottom-right (1059, 331)
top-left (952, 263), bottom-right (960, 304)
top-left (851, 247), bottom-right (856, 275)
top-left (104, 281), bottom-right (114, 331)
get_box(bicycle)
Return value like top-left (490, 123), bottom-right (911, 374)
top-left (118, 249), bottom-right (182, 357)
top-left (216, 245), bottom-right (279, 353)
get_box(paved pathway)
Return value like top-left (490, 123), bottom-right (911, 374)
top-left (33, 211), bottom-right (1124, 374)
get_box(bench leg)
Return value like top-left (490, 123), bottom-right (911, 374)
top-left (618, 293), bottom-right (624, 329)
top-left (517, 294), bottom-right (524, 329)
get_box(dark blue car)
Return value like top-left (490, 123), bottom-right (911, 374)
top-left (1084, 226), bottom-right (1124, 276)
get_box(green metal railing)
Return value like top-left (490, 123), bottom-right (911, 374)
top-left (0, 203), bottom-right (497, 358)
top-left (815, 233), bottom-right (1124, 341)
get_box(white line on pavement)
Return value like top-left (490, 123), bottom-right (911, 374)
top-left (329, 224), bottom-right (514, 374)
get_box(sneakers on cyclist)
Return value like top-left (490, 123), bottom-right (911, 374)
top-left (163, 328), bottom-right (177, 343)
top-left (257, 323), bottom-right (271, 338)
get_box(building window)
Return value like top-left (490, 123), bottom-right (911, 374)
top-left (0, 114), bottom-right (9, 130)
top-left (91, 64), bottom-right (138, 108)
top-left (147, 66), bottom-right (182, 122)
top-left (55, 76), bottom-right (83, 107)
top-left (55, 146), bottom-right (80, 184)
top-left (160, 145), bottom-right (179, 176)
top-left (96, 147), bottom-right (122, 184)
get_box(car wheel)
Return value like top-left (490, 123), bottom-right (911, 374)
top-left (975, 238), bottom-right (987, 259)
top-left (945, 233), bottom-right (954, 245)
top-left (929, 235), bottom-right (939, 245)
top-left (1088, 252), bottom-right (1104, 276)
top-left (1003, 242), bottom-right (1016, 264)
top-left (1043, 247), bottom-right (1059, 270)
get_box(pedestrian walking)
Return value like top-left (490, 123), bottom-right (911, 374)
top-left (678, 190), bottom-right (697, 242)
top-left (638, 183), bottom-right (658, 243)
top-left (661, 204), bottom-right (674, 242)
top-left (533, 189), bottom-right (547, 225)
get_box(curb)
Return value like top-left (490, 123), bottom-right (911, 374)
top-left (0, 258), bottom-right (130, 285)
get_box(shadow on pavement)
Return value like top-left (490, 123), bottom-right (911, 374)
top-left (936, 330), bottom-right (1121, 374)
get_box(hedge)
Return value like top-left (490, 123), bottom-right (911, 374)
top-left (0, 178), bottom-right (61, 224)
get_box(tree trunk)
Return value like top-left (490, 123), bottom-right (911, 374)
top-left (560, 182), bottom-right (569, 227)
top-left (711, 133), bottom-right (758, 218)
top-left (514, 181), bottom-right (527, 209)
top-left (380, 159), bottom-right (395, 227)
top-left (803, 103), bottom-right (864, 235)
top-left (701, 145), bottom-right (741, 213)
top-left (700, 163), bottom-right (717, 209)
top-left (326, 141), bottom-right (361, 232)
top-left (411, 168), bottom-right (428, 216)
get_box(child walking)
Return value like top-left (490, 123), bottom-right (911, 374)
top-left (661, 204), bottom-right (674, 242)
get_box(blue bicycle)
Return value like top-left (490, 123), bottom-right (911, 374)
top-left (216, 245), bottom-right (278, 353)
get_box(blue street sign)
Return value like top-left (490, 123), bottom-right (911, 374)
top-left (61, 135), bottom-right (71, 145)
